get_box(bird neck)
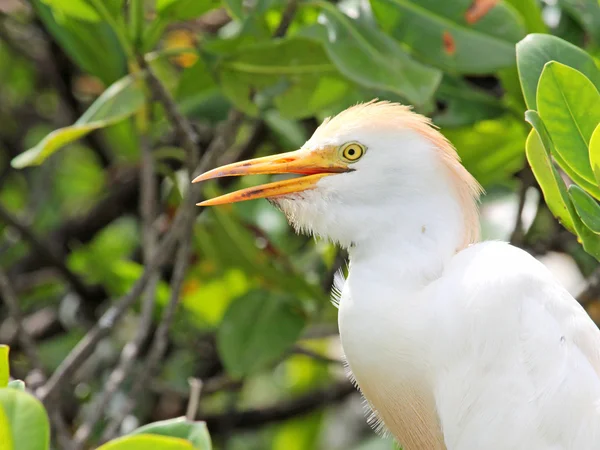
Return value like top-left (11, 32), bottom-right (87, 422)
top-left (347, 192), bottom-right (475, 287)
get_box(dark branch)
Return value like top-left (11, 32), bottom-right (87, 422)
top-left (203, 381), bottom-right (356, 433)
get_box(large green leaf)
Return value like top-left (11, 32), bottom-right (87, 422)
top-left (371, 0), bottom-right (525, 74)
top-left (525, 129), bottom-right (576, 234)
top-left (41, 0), bottom-right (100, 21)
top-left (310, 2), bottom-right (441, 106)
top-left (97, 434), bottom-right (194, 450)
top-left (559, 0), bottom-right (600, 43)
top-left (157, 0), bottom-right (221, 20)
top-left (590, 123), bottom-right (600, 186)
top-left (209, 36), bottom-right (350, 119)
top-left (132, 417), bottom-right (212, 449)
top-left (11, 75), bottom-right (144, 169)
top-left (524, 109), bottom-right (594, 199)
top-left (516, 33), bottom-right (600, 110)
top-left (32, 0), bottom-right (127, 84)
top-left (537, 61), bottom-right (600, 195)
top-left (569, 185), bottom-right (600, 234)
top-left (217, 290), bottom-right (306, 378)
top-left (0, 346), bottom-right (8, 388)
top-left (0, 406), bottom-right (12, 450)
top-left (504, 0), bottom-right (547, 33)
top-left (0, 389), bottom-right (50, 450)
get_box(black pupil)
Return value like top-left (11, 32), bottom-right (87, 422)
top-left (348, 148), bottom-right (355, 156)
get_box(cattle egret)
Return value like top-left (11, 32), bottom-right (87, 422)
top-left (193, 101), bottom-right (600, 450)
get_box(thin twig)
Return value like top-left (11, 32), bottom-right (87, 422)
top-left (71, 130), bottom-right (160, 447)
top-left (186, 378), bottom-right (204, 421)
top-left (510, 167), bottom-right (533, 246)
top-left (36, 215), bottom-right (183, 403)
top-left (203, 381), bottom-right (355, 434)
top-left (273, 0), bottom-right (299, 37)
top-left (100, 177), bottom-right (197, 443)
top-left (0, 204), bottom-right (92, 303)
top-left (138, 55), bottom-right (199, 158)
top-left (99, 62), bottom-right (203, 441)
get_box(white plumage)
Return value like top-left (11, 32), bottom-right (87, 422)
top-left (196, 101), bottom-right (600, 450)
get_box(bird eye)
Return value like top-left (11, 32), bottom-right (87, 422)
top-left (340, 142), bottom-right (365, 162)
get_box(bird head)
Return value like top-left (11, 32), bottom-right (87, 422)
top-left (194, 101), bottom-right (481, 251)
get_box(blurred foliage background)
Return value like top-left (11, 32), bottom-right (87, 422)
top-left (1, 0), bottom-right (600, 449)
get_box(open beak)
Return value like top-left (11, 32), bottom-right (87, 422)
top-left (192, 148), bottom-right (349, 206)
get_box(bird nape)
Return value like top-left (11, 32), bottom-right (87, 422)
top-left (193, 101), bottom-right (600, 450)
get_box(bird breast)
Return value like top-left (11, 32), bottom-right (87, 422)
top-left (337, 277), bottom-right (446, 450)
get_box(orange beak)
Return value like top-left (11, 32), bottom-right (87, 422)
top-left (192, 147), bottom-right (349, 206)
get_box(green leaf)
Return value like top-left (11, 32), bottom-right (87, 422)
top-left (41, 0), bottom-right (100, 21)
top-left (524, 109), bottom-right (596, 200)
top-left (0, 389), bottom-right (50, 450)
top-left (97, 434), bottom-right (194, 450)
top-left (575, 222), bottom-right (600, 260)
top-left (504, 0), bottom-right (547, 33)
top-left (210, 37), bottom-right (350, 118)
top-left (569, 185), bottom-right (600, 234)
top-left (11, 75), bottom-right (144, 168)
top-left (32, 0), bottom-right (127, 84)
top-left (516, 33), bottom-right (600, 110)
top-left (590, 123), bottom-right (600, 186)
top-left (217, 290), bottom-right (306, 378)
top-left (158, 0), bottom-right (221, 20)
top-left (371, 0), bottom-right (525, 74)
top-left (537, 61), bottom-right (600, 196)
top-left (311, 2), bottom-right (441, 106)
top-left (7, 381), bottom-right (25, 392)
top-left (0, 346), bottom-right (8, 388)
top-left (0, 406), bottom-right (12, 450)
top-left (559, 0), bottom-right (600, 43)
top-left (132, 417), bottom-right (212, 450)
top-left (525, 114), bottom-right (600, 260)
top-left (525, 129), bottom-right (576, 234)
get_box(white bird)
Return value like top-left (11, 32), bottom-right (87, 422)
top-left (193, 101), bottom-right (600, 450)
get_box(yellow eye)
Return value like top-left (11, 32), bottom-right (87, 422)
top-left (341, 142), bottom-right (365, 162)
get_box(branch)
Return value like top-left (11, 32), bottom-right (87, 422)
top-left (100, 159), bottom-right (198, 444)
top-left (35, 212), bottom-right (185, 403)
top-left (0, 305), bottom-right (64, 347)
top-left (203, 381), bottom-right (355, 433)
top-left (71, 128), bottom-right (161, 447)
top-left (273, 0), bottom-right (299, 38)
top-left (509, 167), bottom-right (534, 247)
